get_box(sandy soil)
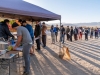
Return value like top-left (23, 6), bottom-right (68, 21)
top-left (0, 35), bottom-right (100, 75)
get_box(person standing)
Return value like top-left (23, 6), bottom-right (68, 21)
top-left (34, 21), bottom-right (41, 51)
top-left (95, 28), bottom-right (98, 39)
top-left (66, 26), bottom-right (70, 40)
top-left (42, 22), bottom-right (47, 47)
top-left (12, 23), bottom-right (32, 75)
top-left (39, 22), bottom-right (42, 44)
top-left (60, 25), bottom-right (65, 44)
top-left (79, 28), bottom-right (82, 40)
top-left (22, 20), bottom-right (34, 55)
top-left (74, 27), bottom-right (78, 41)
top-left (55, 25), bottom-right (59, 42)
top-left (90, 27), bottom-right (94, 39)
top-left (50, 25), bottom-right (56, 44)
top-left (0, 19), bottom-right (14, 41)
top-left (97, 28), bottom-right (99, 38)
top-left (98, 28), bottom-right (100, 37)
top-left (18, 19), bottom-right (23, 25)
top-left (85, 28), bottom-right (89, 40)
top-left (70, 26), bottom-right (73, 42)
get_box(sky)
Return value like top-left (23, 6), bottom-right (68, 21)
top-left (24, 0), bottom-right (100, 23)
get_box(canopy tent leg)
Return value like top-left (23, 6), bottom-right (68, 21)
top-left (59, 19), bottom-right (62, 57)
top-left (32, 22), bottom-right (34, 28)
top-left (31, 19), bottom-right (35, 28)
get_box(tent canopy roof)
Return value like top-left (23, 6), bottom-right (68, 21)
top-left (0, 0), bottom-right (61, 21)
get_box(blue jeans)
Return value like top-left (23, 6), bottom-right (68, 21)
top-left (60, 34), bottom-right (65, 43)
top-left (23, 43), bottom-right (32, 73)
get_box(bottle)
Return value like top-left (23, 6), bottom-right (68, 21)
top-left (11, 39), bottom-right (15, 45)
top-left (7, 45), bottom-right (13, 51)
top-left (7, 37), bottom-right (13, 51)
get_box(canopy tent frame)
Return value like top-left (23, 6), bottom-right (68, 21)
top-left (0, 0), bottom-right (61, 21)
top-left (0, 0), bottom-right (62, 57)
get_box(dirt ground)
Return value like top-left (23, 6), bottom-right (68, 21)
top-left (0, 35), bottom-right (100, 75)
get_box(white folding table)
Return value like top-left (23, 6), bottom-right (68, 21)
top-left (0, 53), bottom-right (16, 75)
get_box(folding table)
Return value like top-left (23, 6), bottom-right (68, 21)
top-left (0, 53), bottom-right (16, 75)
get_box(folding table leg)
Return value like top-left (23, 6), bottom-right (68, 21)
top-left (9, 59), bottom-right (10, 75)
top-left (18, 52), bottom-right (20, 58)
top-left (13, 57), bottom-right (14, 62)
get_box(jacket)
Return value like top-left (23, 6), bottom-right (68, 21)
top-left (61, 27), bottom-right (65, 35)
top-left (0, 22), bottom-right (14, 40)
top-left (85, 29), bottom-right (89, 35)
top-left (74, 28), bottom-right (78, 34)
top-left (50, 27), bottom-right (56, 33)
top-left (66, 28), bottom-right (70, 34)
top-left (25, 24), bottom-right (34, 38)
top-left (34, 24), bottom-right (41, 37)
top-left (70, 29), bottom-right (73, 36)
top-left (42, 25), bottom-right (47, 35)
top-left (55, 27), bottom-right (59, 33)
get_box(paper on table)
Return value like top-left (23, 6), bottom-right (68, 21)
top-left (15, 47), bottom-right (23, 51)
top-left (34, 37), bottom-right (40, 41)
top-left (11, 44), bottom-right (23, 51)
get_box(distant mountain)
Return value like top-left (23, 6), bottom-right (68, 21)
top-left (74, 22), bottom-right (100, 27)
top-left (47, 22), bottom-right (100, 27)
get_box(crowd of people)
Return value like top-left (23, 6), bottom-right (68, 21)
top-left (0, 19), bottom-right (100, 75)
top-left (0, 19), bottom-right (47, 75)
top-left (50, 25), bottom-right (100, 44)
